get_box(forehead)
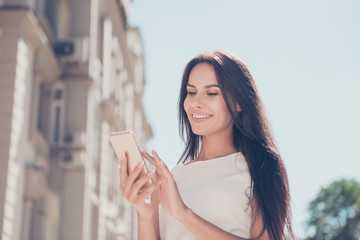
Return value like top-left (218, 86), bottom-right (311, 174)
top-left (188, 63), bottom-right (218, 86)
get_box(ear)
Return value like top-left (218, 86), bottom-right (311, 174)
top-left (236, 104), bottom-right (241, 112)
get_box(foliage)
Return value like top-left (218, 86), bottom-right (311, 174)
top-left (305, 178), bottom-right (360, 240)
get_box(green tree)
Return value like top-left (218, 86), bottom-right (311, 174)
top-left (305, 179), bottom-right (360, 240)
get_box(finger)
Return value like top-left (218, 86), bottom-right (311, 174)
top-left (142, 151), bottom-right (166, 175)
top-left (152, 150), bottom-right (172, 177)
top-left (152, 170), bottom-right (160, 184)
top-left (142, 151), bottom-right (157, 166)
top-left (135, 183), bottom-right (160, 204)
top-left (143, 151), bottom-right (165, 176)
top-left (128, 170), bottom-right (155, 202)
top-left (142, 151), bottom-right (168, 178)
top-left (122, 161), bottom-right (145, 199)
top-left (152, 150), bottom-right (163, 166)
top-left (119, 153), bottom-right (128, 191)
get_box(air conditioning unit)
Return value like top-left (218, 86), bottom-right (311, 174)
top-left (54, 37), bottom-right (89, 64)
top-left (56, 132), bottom-right (86, 169)
top-left (60, 149), bottom-right (86, 169)
top-left (63, 131), bottom-right (86, 150)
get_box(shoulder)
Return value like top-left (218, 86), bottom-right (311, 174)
top-left (168, 163), bottom-right (180, 173)
top-left (234, 152), bottom-right (248, 170)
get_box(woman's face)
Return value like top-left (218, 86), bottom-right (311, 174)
top-left (183, 63), bottom-right (233, 137)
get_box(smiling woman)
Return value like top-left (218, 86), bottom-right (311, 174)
top-left (118, 50), bottom-right (295, 240)
top-left (183, 63), bottom-right (235, 140)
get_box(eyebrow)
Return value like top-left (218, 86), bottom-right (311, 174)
top-left (187, 83), bottom-right (220, 89)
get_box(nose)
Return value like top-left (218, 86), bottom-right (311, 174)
top-left (192, 93), bottom-right (205, 108)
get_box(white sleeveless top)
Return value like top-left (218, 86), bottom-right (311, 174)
top-left (159, 152), bottom-right (252, 240)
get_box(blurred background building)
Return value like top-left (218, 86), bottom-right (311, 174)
top-left (0, 0), bottom-right (152, 239)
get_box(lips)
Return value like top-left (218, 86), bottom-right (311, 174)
top-left (191, 113), bottom-right (213, 122)
top-left (192, 113), bottom-right (212, 119)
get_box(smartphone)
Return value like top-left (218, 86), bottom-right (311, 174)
top-left (109, 130), bottom-right (151, 183)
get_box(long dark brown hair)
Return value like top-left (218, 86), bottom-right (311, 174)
top-left (177, 50), bottom-right (294, 239)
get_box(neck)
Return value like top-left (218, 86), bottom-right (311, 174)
top-left (197, 130), bottom-right (236, 161)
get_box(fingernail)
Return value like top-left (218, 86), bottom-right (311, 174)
top-left (137, 161), bottom-right (144, 168)
top-left (147, 170), bottom-right (155, 176)
top-left (121, 153), bottom-right (126, 161)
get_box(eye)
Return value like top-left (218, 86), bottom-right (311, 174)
top-left (207, 92), bottom-right (218, 96)
top-left (187, 91), bottom-right (196, 95)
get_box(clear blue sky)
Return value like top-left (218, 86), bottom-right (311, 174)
top-left (128, 0), bottom-right (360, 237)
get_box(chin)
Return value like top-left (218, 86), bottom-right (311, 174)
top-left (190, 127), bottom-right (210, 136)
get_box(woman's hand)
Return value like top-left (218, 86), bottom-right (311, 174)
top-left (142, 150), bottom-right (189, 220)
top-left (119, 153), bottom-right (159, 218)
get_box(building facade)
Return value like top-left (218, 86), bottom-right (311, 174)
top-left (0, 0), bottom-right (152, 239)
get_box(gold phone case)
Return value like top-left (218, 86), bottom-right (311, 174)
top-left (110, 130), bottom-right (150, 182)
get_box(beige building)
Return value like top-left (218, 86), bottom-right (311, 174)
top-left (0, 0), bottom-right (152, 239)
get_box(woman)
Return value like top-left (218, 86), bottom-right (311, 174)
top-left (119, 50), bottom-right (294, 239)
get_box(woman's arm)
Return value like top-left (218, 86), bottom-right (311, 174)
top-left (178, 199), bottom-right (271, 240)
top-left (119, 154), bottom-right (160, 240)
top-left (137, 191), bottom-right (160, 240)
top-left (178, 208), bottom-right (250, 240)
top-left (143, 150), bottom-right (267, 240)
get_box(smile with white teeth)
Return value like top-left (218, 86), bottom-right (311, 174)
top-left (192, 114), bottom-right (213, 119)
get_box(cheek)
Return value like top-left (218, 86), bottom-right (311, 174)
top-left (183, 97), bottom-right (190, 114)
top-left (217, 101), bottom-right (232, 120)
